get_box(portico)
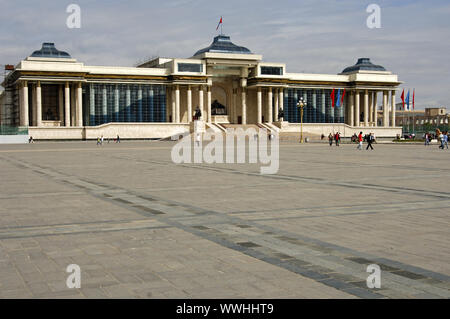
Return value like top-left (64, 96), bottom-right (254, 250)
top-left (2, 38), bottom-right (402, 140)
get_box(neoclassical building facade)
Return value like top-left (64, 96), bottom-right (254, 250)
top-left (0, 36), bottom-right (402, 139)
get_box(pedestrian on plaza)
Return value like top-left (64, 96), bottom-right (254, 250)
top-left (116, 135), bottom-right (120, 143)
top-left (439, 131), bottom-right (444, 149)
top-left (28, 136), bottom-right (34, 143)
top-left (424, 133), bottom-right (430, 146)
top-left (366, 133), bottom-right (374, 150)
top-left (100, 135), bottom-right (104, 145)
top-left (96, 137), bottom-right (101, 146)
top-left (335, 132), bottom-right (340, 146)
top-left (328, 133), bottom-right (333, 146)
top-left (357, 131), bottom-right (363, 150)
top-left (443, 131), bottom-right (449, 149)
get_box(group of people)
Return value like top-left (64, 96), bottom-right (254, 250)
top-left (96, 135), bottom-right (120, 145)
top-left (324, 131), bottom-right (375, 150)
top-left (427, 129), bottom-right (449, 149)
top-left (327, 132), bottom-right (341, 146)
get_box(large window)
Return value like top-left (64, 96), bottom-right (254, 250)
top-left (284, 88), bottom-right (345, 124)
top-left (178, 63), bottom-right (203, 73)
top-left (261, 66), bottom-right (283, 76)
top-left (84, 84), bottom-right (166, 126)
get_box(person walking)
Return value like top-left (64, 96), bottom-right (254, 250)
top-left (366, 133), bottom-right (374, 150)
top-left (424, 133), bottom-right (430, 146)
top-left (335, 132), bottom-right (340, 146)
top-left (116, 135), bottom-right (120, 143)
top-left (439, 131), bottom-right (444, 149)
top-left (357, 132), bottom-right (363, 150)
top-left (443, 132), bottom-right (449, 149)
top-left (96, 137), bottom-right (101, 146)
top-left (328, 133), bottom-right (333, 146)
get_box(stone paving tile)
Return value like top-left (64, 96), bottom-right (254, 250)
top-left (0, 142), bottom-right (449, 298)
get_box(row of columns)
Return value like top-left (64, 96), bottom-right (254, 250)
top-left (167, 84), bottom-right (285, 125)
top-left (256, 87), bottom-right (284, 124)
top-left (348, 89), bottom-right (396, 127)
top-left (19, 81), bottom-right (83, 127)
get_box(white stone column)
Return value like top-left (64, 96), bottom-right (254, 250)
top-left (267, 87), bottom-right (273, 123)
top-left (391, 90), bottom-right (396, 127)
top-left (59, 85), bottom-right (64, 126)
top-left (279, 88), bottom-right (284, 114)
top-left (36, 81), bottom-right (42, 127)
top-left (232, 88), bottom-right (237, 124)
top-left (175, 85), bottom-right (180, 123)
top-left (89, 84), bottom-right (95, 126)
top-left (369, 91), bottom-right (373, 126)
top-left (171, 87), bottom-right (176, 123)
top-left (198, 86), bottom-right (204, 121)
top-left (257, 87), bottom-right (262, 124)
top-left (71, 85), bottom-right (76, 125)
top-left (207, 86), bottom-right (212, 123)
top-left (373, 92), bottom-right (378, 127)
top-left (65, 82), bottom-right (70, 126)
top-left (187, 85), bottom-right (192, 123)
top-left (274, 88), bottom-right (279, 121)
top-left (19, 81), bottom-right (29, 126)
top-left (241, 88), bottom-right (247, 125)
top-left (348, 91), bottom-right (354, 126)
top-left (383, 90), bottom-right (389, 127)
top-left (114, 85), bottom-right (119, 122)
top-left (102, 86), bottom-right (107, 123)
top-left (355, 90), bottom-right (360, 126)
top-left (76, 83), bottom-right (83, 126)
top-left (364, 89), bottom-right (369, 127)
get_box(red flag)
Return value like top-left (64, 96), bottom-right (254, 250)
top-left (413, 89), bottom-right (415, 110)
top-left (216, 17), bottom-right (223, 31)
top-left (330, 89), bottom-right (335, 107)
top-left (341, 89), bottom-right (346, 105)
top-left (400, 89), bottom-right (405, 110)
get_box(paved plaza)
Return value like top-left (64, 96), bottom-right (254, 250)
top-left (0, 140), bottom-right (449, 299)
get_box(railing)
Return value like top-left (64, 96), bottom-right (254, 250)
top-left (0, 125), bottom-right (29, 135)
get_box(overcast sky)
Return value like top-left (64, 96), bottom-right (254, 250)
top-left (0, 0), bottom-right (449, 109)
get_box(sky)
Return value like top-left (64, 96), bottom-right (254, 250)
top-left (0, 0), bottom-right (449, 109)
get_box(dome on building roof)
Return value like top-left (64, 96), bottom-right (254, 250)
top-left (194, 35), bottom-right (252, 56)
top-left (341, 58), bottom-right (386, 73)
top-left (30, 43), bottom-right (71, 58)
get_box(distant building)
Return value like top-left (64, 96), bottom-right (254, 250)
top-left (1, 36), bottom-right (403, 140)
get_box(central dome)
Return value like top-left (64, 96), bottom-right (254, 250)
top-left (194, 35), bottom-right (252, 56)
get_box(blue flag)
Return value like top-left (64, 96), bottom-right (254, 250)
top-left (405, 90), bottom-right (410, 110)
top-left (336, 89), bottom-right (341, 107)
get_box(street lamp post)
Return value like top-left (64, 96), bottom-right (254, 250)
top-left (297, 97), bottom-right (306, 143)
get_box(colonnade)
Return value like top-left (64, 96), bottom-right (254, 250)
top-left (19, 80), bottom-right (82, 127)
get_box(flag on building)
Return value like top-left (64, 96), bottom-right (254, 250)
top-left (405, 90), bottom-right (410, 110)
top-left (336, 89), bottom-right (341, 107)
top-left (216, 16), bottom-right (223, 31)
top-left (401, 89), bottom-right (405, 110)
top-left (330, 89), bottom-right (335, 107)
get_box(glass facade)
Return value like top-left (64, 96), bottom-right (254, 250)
top-left (261, 66), bottom-right (283, 76)
top-left (284, 88), bottom-right (345, 123)
top-left (84, 84), bottom-right (166, 126)
top-left (178, 63), bottom-right (203, 73)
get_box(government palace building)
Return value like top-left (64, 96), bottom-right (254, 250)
top-left (0, 35), bottom-right (402, 140)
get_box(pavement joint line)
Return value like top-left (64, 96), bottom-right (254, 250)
top-left (2, 153), bottom-right (449, 298)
